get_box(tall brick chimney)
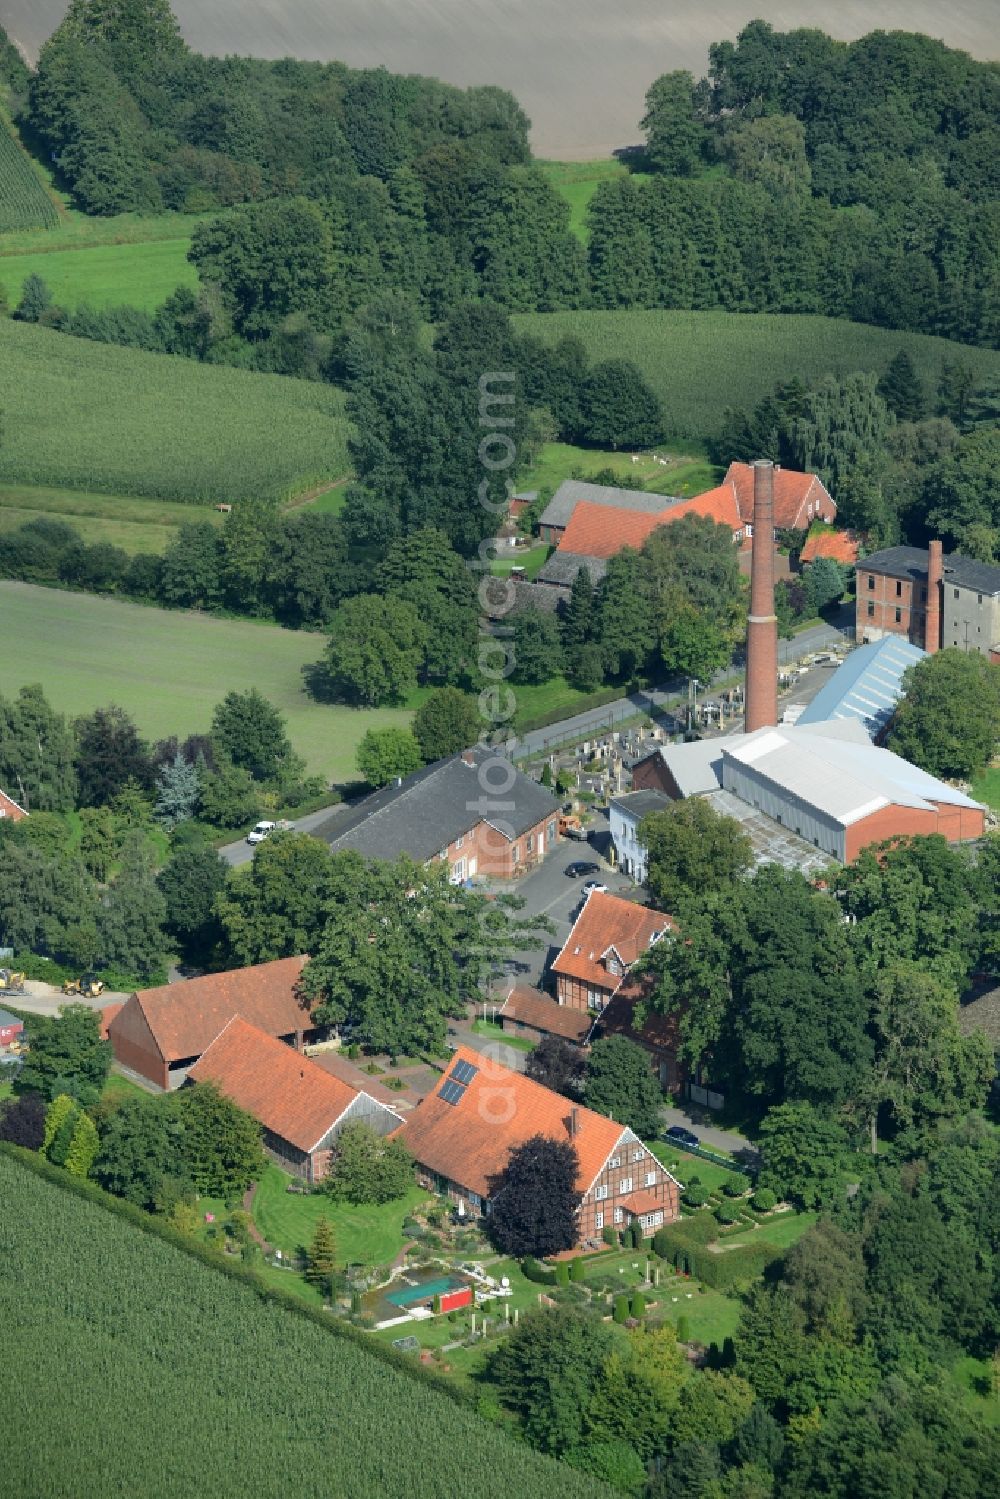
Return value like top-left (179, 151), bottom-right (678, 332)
top-left (925, 539), bottom-right (943, 654)
top-left (745, 459), bottom-right (779, 733)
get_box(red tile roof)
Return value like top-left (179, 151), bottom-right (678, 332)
top-left (111, 956), bottom-right (311, 1065)
top-left (188, 1016), bottom-right (388, 1153)
top-left (621, 1188), bottom-right (665, 1216)
top-left (551, 892), bottom-right (673, 993)
top-left (499, 986), bottom-right (592, 1042)
top-left (800, 528), bottom-right (859, 565)
top-left (395, 1045), bottom-right (625, 1197)
top-left (556, 488), bottom-right (742, 561)
top-left (598, 975), bottom-right (682, 1057)
top-left (724, 462), bottom-right (836, 530)
top-left (0, 788), bottom-right (27, 821)
top-left (98, 1003), bottom-right (123, 1041)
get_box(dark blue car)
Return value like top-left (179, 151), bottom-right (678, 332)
top-left (665, 1125), bottom-right (700, 1149)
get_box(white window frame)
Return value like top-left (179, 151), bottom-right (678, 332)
top-left (630, 1149), bottom-right (644, 1163)
top-left (594, 1184), bottom-right (609, 1202)
top-left (619, 1176), bottom-right (633, 1196)
top-left (594, 1210), bottom-right (604, 1231)
top-left (644, 1170), bottom-right (657, 1188)
top-left (608, 1156), bottom-right (620, 1170)
top-left (455, 834), bottom-right (464, 849)
top-left (613, 1207), bottom-right (623, 1225)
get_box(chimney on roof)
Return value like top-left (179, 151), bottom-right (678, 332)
top-left (745, 459), bottom-right (778, 733)
top-left (569, 1106), bottom-right (579, 1138)
top-left (925, 540), bottom-right (943, 654)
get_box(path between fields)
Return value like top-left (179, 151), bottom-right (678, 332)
top-left (282, 474), bottom-right (351, 512)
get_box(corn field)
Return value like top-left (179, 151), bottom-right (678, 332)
top-left (512, 309), bottom-right (1000, 441)
top-left (0, 1155), bottom-right (607, 1499)
top-left (0, 118), bottom-right (58, 232)
top-left (0, 319), bottom-right (351, 505)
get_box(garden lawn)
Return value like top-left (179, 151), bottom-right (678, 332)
top-left (721, 1210), bottom-right (817, 1250)
top-left (0, 1077), bottom-right (13, 1101)
top-left (511, 310), bottom-right (1000, 442)
top-left (252, 1163), bottom-right (430, 1268)
top-left (517, 440), bottom-right (717, 498)
top-left (649, 1144), bottom-right (742, 1195)
top-left (0, 237), bottom-right (197, 310)
top-left (652, 1284), bottom-right (743, 1347)
top-left (471, 1019), bottom-right (536, 1053)
top-left (0, 582), bottom-right (416, 783)
top-left (0, 481), bottom-right (224, 554)
top-left (490, 542), bottom-right (552, 580)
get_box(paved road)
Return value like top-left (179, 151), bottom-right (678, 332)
top-left (218, 803), bottom-right (348, 867)
top-left (7, 980), bottom-right (130, 1017)
top-left (661, 1104), bottom-right (756, 1161)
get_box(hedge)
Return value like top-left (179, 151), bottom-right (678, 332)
top-left (652, 1213), bottom-right (782, 1291)
top-left (522, 1255), bottom-right (557, 1286)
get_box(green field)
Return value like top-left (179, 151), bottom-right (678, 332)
top-left (0, 582), bottom-right (416, 783)
top-left (253, 1164), bottom-right (430, 1267)
top-left (0, 237), bottom-right (196, 310)
top-left (971, 768), bottom-right (1000, 814)
top-left (512, 310), bottom-right (1000, 441)
top-left (538, 159), bottom-right (649, 241)
top-left (0, 482), bottom-right (225, 553)
top-left (517, 440), bottom-right (717, 497)
top-left (0, 1154), bottom-right (607, 1499)
top-left (0, 111), bottom-right (58, 232)
top-left (0, 318), bottom-right (350, 503)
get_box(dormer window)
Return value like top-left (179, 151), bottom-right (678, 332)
top-left (606, 954), bottom-right (623, 977)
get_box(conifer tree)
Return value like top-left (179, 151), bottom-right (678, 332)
top-left (306, 1217), bottom-right (338, 1288)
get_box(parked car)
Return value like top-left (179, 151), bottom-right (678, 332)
top-left (665, 1125), bottom-right (700, 1149)
top-left (580, 880), bottom-right (608, 898)
top-left (246, 820), bottom-right (277, 845)
top-left (566, 861), bottom-right (599, 878)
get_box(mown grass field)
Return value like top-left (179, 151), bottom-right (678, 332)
top-left (0, 318), bottom-right (350, 503)
top-left (538, 158), bottom-right (649, 241)
top-left (0, 482), bottom-right (225, 553)
top-left (0, 1155), bottom-right (606, 1499)
top-left (0, 582), bottom-right (415, 783)
top-left (517, 439), bottom-right (717, 497)
top-left (511, 310), bottom-right (1000, 441)
top-left (0, 237), bottom-right (196, 310)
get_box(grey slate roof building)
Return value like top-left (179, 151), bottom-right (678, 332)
top-left (313, 745), bottom-right (559, 867)
top-left (536, 551), bottom-right (608, 587)
top-left (860, 547), bottom-right (1000, 596)
top-left (539, 479), bottom-right (676, 534)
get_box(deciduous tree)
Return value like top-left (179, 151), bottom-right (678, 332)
top-left (356, 727), bottom-right (423, 788)
top-left (211, 689), bottom-right (295, 784)
top-left (321, 594), bottom-right (427, 706)
top-left (640, 798), bottom-right (752, 912)
top-left (889, 649), bottom-right (1000, 779)
top-left (323, 1120), bottom-right (413, 1205)
top-left (584, 1036), bottom-right (663, 1139)
top-left (526, 1035), bottom-right (587, 1099)
top-left (412, 688), bottom-right (481, 762)
top-left (16, 1004), bottom-right (111, 1106)
top-left (487, 1134), bottom-right (581, 1258)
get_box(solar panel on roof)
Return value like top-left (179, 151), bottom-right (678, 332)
top-left (439, 1078), bottom-right (467, 1105)
top-left (451, 1058), bottom-right (479, 1085)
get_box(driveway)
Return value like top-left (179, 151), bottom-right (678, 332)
top-left (218, 802), bottom-right (348, 867)
top-left (7, 980), bottom-right (130, 1017)
top-left (485, 809), bottom-right (643, 987)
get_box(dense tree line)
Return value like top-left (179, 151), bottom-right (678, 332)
top-left (23, 0), bottom-right (529, 216)
top-left (714, 360), bottom-right (1000, 556)
top-left (622, 23), bottom-right (1000, 346)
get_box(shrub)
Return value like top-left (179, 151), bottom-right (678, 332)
top-left (722, 1175), bottom-right (747, 1198)
top-left (613, 1294), bottom-right (630, 1324)
top-left (752, 1188), bottom-right (777, 1213)
top-left (602, 1225), bottom-right (616, 1246)
top-left (556, 1260), bottom-right (570, 1287)
top-left (521, 1256), bottom-right (557, 1286)
top-left (676, 1315), bottom-right (691, 1342)
top-left (570, 1256), bottom-right (586, 1283)
top-left (715, 1204), bottom-right (740, 1225)
top-left (629, 1293), bottom-right (646, 1320)
top-left (683, 1185), bottom-right (709, 1208)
